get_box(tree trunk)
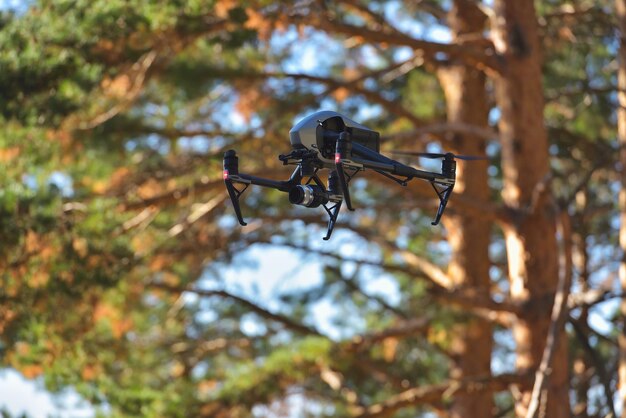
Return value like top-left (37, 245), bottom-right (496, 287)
top-left (616, 1), bottom-right (626, 416)
top-left (490, 1), bottom-right (569, 417)
top-left (436, 1), bottom-right (493, 417)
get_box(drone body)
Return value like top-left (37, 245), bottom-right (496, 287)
top-left (223, 111), bottom-right (458, 240)
top-left (289, 111), bottom-right (380, 167)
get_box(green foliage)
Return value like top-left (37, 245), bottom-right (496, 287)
top-left (218, 336), bottom-right (332, 403)
top-left (402, 70), bottom-right (445, 120)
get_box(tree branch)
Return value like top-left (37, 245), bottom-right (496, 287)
top-left (151, 282), bottom-right (322, 336)
top-left (120, 166), bottom-right (289, 211)
top-left (216, 69), bottom-right (428, 127)
top-left (381, 122), bottom-right (499, 143)
top-left (78, 50), bottom-right (159, 130)
top-left (253, 240), bottom-right (520, 322)
top-left (326, 265), bottom-right (410, 318)
top-left (306, 14), bottom-right (501, 74)
top-left (351, 373), bottom-right (532, 418)
top-left (348, 317), bottom-right (431, 349)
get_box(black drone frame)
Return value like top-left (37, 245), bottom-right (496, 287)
top-left (223, 129), bottom-right (456, 240)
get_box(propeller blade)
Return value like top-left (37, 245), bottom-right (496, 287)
top-left (390, 151), bottom-right (489, 161)
top-left (452, 154), bottom-right (489, 161)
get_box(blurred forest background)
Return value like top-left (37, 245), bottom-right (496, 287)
top-left (1, 0), bottom-right (625, 417)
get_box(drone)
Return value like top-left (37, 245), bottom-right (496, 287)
top-left (223, 111), bottom-right (480, 240)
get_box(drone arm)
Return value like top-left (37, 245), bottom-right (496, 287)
top-left (350, 143), bottom-right (457, 224)
top-left (227, 172), bottom-right (296, 192)
top-left (223, 150), bottom-right (302, 225)
top-left (224, 150), bottom-right (301, 188)
top-left (350, 156), bottom-right (451, 185)
top-left (351, 143), bottom-right (451, 184)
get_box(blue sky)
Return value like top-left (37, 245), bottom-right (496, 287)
top-left (0, 369), bottom-right (93, 417)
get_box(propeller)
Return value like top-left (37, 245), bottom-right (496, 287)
top-left (390, 151), bottom-right (489, 161)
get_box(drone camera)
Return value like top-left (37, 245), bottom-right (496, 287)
top-left (289, 185), bottom-right (329, 208)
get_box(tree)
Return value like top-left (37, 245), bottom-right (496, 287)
top-left (436, 1), bottom-right (492, 417)
top-left (491, 1), bottom-right (568, 416)
top-left (617, 1), bottom-right (626, 416)
top-left (0, 1), bottom-right (624, 417)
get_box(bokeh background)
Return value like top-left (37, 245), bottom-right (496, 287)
top-left (1, 1), bottom-right (624, 417)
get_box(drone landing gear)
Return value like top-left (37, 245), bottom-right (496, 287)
top-left (224, 178), bottom-right (249, 226)
top-left (334, 131), bottom-right (365, 211)
top-left (430, 182), bottom-right (454, 226)
top-left (291, 170), bottom-right (344, 240)
top-left (430, 153), bottom-right (457, 226)
top-left (321, 170), bottom-right (343, 240)
top-left (223, 150), bottom-right (344, 240)
top-left (334, 163), bottom-right (360, 211)
top-left (322, 201), bottom-right (342, 240)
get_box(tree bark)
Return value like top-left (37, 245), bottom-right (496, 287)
top-left (490, 1), bottom-right (569, 417)
top-left (436, 1), bottom-right (493, 417)
top-left (616, 1), bottom-right (626, 417)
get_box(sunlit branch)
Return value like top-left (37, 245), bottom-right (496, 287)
top-left (348, 317), bottom-right (432, 350)
top-left (351, 373), bottom-right (532, 418)
top-left (217, 69), bottom-right (428, 127)
top-left (78, 50), bottom-right (159, 130)
top-left (67, 18), bottom-right (230, 131)
top-left (120, 167), bottom-right (289, 211)
top-left (168, 194), bottom-right (227, 237)
top-left (357, 180), bottom-right (509, 225)
top-left (539, 4), bottom-right (604, 22)
top-left (569, 289), bottom-right (625, 309)
top-left (305, 14), bottom-right (501, 74)
top-left (120, 177), bottom-right (223, 211)
top-left (381, 122), bottom-right (499, 143)
top-left (350, 358), bottom-right (418, 392)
